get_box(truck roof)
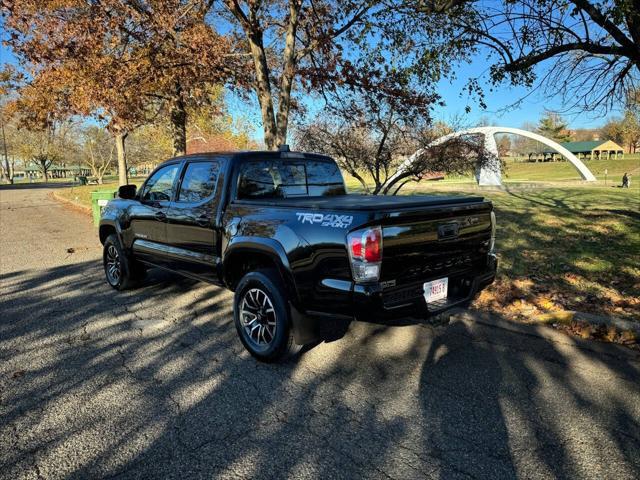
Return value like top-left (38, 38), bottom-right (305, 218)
top-left (165, 150), bottom-right (335, 164)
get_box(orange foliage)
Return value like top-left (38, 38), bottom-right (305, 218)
top-left (3, 1), bottom-right (245, 135)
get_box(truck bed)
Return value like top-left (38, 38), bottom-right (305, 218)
top-left (233, 194), bottom-right (485, 211)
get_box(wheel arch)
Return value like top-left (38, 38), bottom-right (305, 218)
top-left (223, 237), bottom-right (299, 304)
top-left (99, 223), bottom-right (118, 245)
top-left (99, 221), bottom-right (128, 251)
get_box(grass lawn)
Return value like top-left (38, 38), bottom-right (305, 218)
top-left (502, 155), bottom-right (640, 182)
top-left (409, 183), bottom-right (640, 322)
top-left (56, 180), bottom-right (142, 208)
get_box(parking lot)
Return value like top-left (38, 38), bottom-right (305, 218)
top-left (1, 185), bottom-right (640, 479)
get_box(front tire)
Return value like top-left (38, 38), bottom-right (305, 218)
top-left (234, 269), bottom-right (298, 362)
top-left (103, 234), bottom-right (144, 290)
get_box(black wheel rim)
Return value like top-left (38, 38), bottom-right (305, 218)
top-left (240, 288), bottom-right (277, 349)
top-left (105, 245), bottom-right (121, 285)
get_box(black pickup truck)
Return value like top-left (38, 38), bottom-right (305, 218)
top-left (99, 147), bottom-right (497, 361)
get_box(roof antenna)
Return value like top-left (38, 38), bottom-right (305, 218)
top-left (278, 144), bottom-right (290, 152)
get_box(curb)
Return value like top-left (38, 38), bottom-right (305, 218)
top-left (452, 310), bottom-right (640, 361)
top-left (50, 191), bottom-right (92, 216)
top-left (532, 310), bottom-right (640, 335)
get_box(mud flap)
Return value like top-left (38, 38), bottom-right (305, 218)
top-left (290, 303), bottom-right (352, 345)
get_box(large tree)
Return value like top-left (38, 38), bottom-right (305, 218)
top-left (0, 66), bottom-right (20, 184)
top-left (81, 127), bottom-right (114, 184)
top-left (14, 118), bottom-right (78, 182)
top-left (404, 0), bottom-right (640, 113)
top-left (2, 0), bottom-right (239, 184)
top-left (536, 111), bottom-right (572, 142)
top-left (0, 108), bottom-right (15, 184)
top-left (604, 110), bottom-right (640, 152)
top-left (219, 1), bottom-right (465, 149)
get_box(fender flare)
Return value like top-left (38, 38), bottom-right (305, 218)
top-left (99, 219), bottom-right (125, 248)
top-left (223, 236), bottom-right (299, 304)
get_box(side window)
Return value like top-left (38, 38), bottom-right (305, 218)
top-left (177, 161), bottom-right (220, 203)
top-left (141, 164), bottom-right (179, 202)
top-left (237, 161), bottom-right (279, 199)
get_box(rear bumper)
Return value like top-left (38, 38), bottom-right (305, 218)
top-left (353, 261), bottom-right (496, 324)
top-left (352, 254), bottom-right (497, 323)
top-left (291, 254), bottom-right (497, 343)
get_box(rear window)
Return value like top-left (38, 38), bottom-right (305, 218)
top-left (237, 160), bottom-right (345, 199)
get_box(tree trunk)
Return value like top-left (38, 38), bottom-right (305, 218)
top-left (170, 83), bottom-right (187, 156)
top-left (248, 30), bottom-right (278, 149)
top-left (115, 132), bottom-right (129, 186)
top-left (1, 120), bottom-right (12, 184)
top-left (42, 162), bottom-right (49, 182)
top-left (274, 0), bottom-right (302, 146)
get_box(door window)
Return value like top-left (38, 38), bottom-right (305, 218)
top-left (141, 164), bottom-right (179, 202)
top-left (177, 161), bottom-right (220, 202)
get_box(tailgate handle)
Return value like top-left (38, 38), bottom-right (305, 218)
top-left (438, 223), bottom-right (459, 240)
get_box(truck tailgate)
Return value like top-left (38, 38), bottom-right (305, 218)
top-left (377, 201), bottom-right (493, 308)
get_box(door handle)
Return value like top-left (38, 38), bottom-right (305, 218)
top-left (154, 211), bottom-right (167, 222)
top-left (196, 215), bottom-right (210, 227)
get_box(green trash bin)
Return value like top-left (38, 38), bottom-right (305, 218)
top-left (77, 176), bottom-right (87, 185)
top-left (91, 190), bottom-right (117, 226)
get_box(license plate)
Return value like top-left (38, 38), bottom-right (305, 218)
top-left (423, 277), bottom-right (448, 303)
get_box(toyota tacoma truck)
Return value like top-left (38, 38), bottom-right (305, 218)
top-left (99, 147), bottom-right (497, 361)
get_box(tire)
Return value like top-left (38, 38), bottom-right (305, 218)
top-left (103, 234), bottom-right (144, 290)
top-left (233, 269), bottom-right (299, 362)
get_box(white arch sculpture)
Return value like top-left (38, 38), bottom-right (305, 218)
top-left (393, 126), bottom-right (597, 186)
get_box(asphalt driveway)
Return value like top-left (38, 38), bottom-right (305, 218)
top-left (1, 185), bottom-right (639, 479)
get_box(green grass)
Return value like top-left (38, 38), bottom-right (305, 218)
top-left (56, 179), bottom-right (143, 208)
top-left (502, 156), bottom-right (640, 182)
top-left (408, 183), bottom-right (639, 321)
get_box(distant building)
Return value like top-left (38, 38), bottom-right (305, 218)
top-left (530, 140), bottom-right (625, 162)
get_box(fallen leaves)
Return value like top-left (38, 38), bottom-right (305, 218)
top-left (554, 321), bottom-right (638, 348)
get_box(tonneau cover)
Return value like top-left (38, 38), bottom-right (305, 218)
top-left (234, 194), bottom-right (485, 211)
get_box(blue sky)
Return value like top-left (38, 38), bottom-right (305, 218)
top-left (434, 55), bottom-right (621, 130)
top-left (0, 29), bottom-right (619, 144)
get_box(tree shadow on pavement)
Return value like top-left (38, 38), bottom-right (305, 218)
top-left (1, 260), bottom-right (640, 479)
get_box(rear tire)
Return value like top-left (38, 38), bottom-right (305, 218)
top-left (234, 269), bottom-right (299, 362)
top-left (103, 234), bottom-right (144, 290)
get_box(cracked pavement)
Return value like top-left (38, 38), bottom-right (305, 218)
top-left (1, 184), bottom-right (640, 479)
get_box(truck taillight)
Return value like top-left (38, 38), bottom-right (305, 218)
top-left (347, 226), bottom-right (382, 283)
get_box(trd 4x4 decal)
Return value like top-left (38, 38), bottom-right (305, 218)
top-left (296, 212), bottom-right (353, 228)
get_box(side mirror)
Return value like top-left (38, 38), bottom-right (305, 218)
top-left (118, 184), bottom-right (137, 199)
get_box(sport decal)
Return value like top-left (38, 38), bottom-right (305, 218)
top-left (296, 212), bottom-right (353, 229)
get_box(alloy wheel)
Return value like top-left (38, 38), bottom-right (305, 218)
top-left (105, 244), bottom-right (121, 285)
top-left (240, 288), bottom-right (277, 348)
